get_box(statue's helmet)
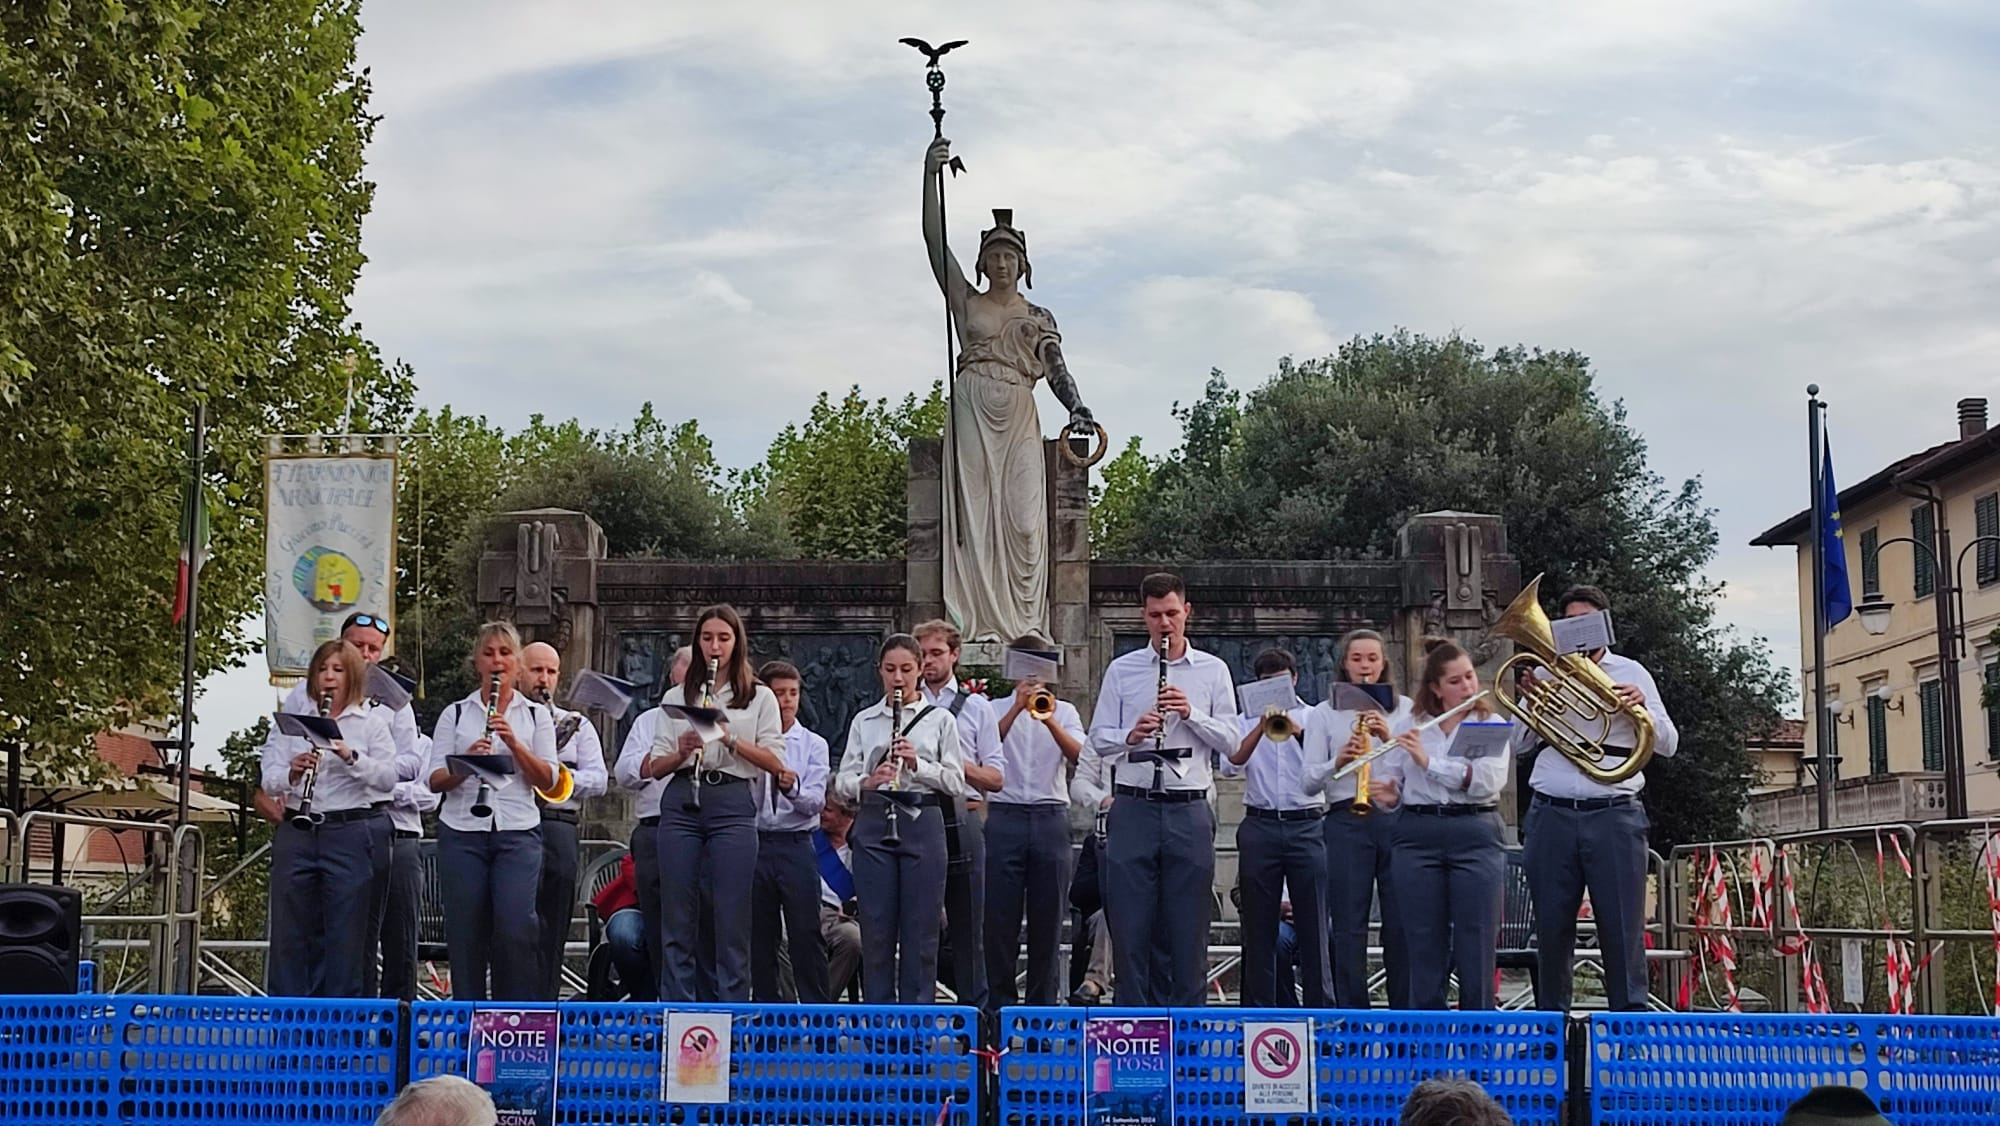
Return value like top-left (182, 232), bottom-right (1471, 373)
top-left (976, 209), bottom-right (1031, 288)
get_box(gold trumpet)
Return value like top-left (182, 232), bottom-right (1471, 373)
top-left (1490, 574), bottom-right (1656, 785)
top-left (1259, 706), bottom-right (1299, 743)
top-left (1027, 686), bottom-right (1057, 722)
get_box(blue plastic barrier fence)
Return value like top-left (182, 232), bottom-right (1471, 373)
top-left (0, 994), bottom-right (401, 1126)
top-left (78, 958), bottom-right (95, 993)
top-left (408, 1000), bottom-right (980, 1124)
top-left (998, 1007), bottom-right (1567, 1125)
top-left (1591, 1012), bottom-right (2000, 1125)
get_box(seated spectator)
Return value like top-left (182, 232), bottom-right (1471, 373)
top-left (1780, 1086), bottom-right (1893, 1126)
top-left (1400, 1077), bottom-right (1511, 1126)
top-left (375, 1075), bottom-right (496, 1126)
top-left (815, 796), bottom-right (862, 1000)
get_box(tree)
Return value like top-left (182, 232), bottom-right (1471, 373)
top-left (0, 2), bottom-right (382, 777)
top-left (736, 383), bottom-right (948, 559)
top-left (1089, 436), bottom-right (1153, 557)
top-left (1121, 332), bottom-right (1789, 848)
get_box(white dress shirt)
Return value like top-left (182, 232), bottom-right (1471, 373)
top-left (833, 695), bottom-right (966, 804)
top-left (392, 734), bottom-right (441, 831)
top-left (544, 705), bottom-right (610, 812)
top-left (1522, 650), bottom-right (1680, 799)
top-left (645, 681), bottom-right (783, 782)
top-left (285, 680), bottom-right (422, 827)
top-left (1391, 711), bottom-right (1511, 807)
top-left (427, 689), bottom-right (558, 832)
top-left (1301, 693), bottom-right (1415, 803)
top-left (614, 705), bottom-right (673, 819)
top-left (922, 678), bottom-right (1002, 787)
top-left (993, 699), bottom-right (1084, 806)
top-left (259, 697), bottom-right (397, 812)
top-left (759, 723), bottom-right (831, 832)
top-left (1077, 642), bottom-right (1238, 803)
top-left (1220, 708), bottom-right (1320, 811)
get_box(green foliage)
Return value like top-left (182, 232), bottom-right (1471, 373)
top-left (0, 1), bottom-right (381, 777)
top-left (1089, 436), bottom-right (1153, 557)
top-left (736, 383), bottom-right (947, 559)
top-left (1118, 332), bottom-right (1790, 849)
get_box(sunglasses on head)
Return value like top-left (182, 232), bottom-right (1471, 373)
top-left (344, 613), bottom-right (391, 636)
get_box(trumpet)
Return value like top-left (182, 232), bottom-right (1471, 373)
top-left (1331, 691), bottom-right (1492, 781)
top-left (1027, 685), bottom-right (1057, 722)
top-left (535, 687), bottom-right (577, 805)
top-left (687, 656), bottom-right (719, 813)
top-left (1147, 634), bottom-right (1170, 798)
top-left (1259, 706), bottom-right (1299, 743)
top-left (882, 687), bottom-right (905, 846)
top-left (290, 693), bottom-right (332, 830)
top-left (469, 672), bottom-right (500, 819)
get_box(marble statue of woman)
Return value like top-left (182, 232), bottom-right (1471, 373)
top-left (922, 137), bottom-right (1094, 643)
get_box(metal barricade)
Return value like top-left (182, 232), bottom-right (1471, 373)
top-left (15, 812), bottom-right (200, 994)
top-left (1912, 818), bottom-right (2000, 1016)
top-left (1775, 823), bottom-right (1922, 1013)
top-left (1668, 835), bottom-right (1780, 1012)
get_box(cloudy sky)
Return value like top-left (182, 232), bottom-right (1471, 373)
top-left (194, 0), bottom-right (2000, 758)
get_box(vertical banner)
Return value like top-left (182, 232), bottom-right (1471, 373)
top-left (1243, 1020), bottom-right (1315, 1113)
top-left (1084, 1016), bottom-right (1172, 1126)
top-left (663, 1011), bottom-right (732, 1104)
top-left (467, 1008), bottom-right (559, 1126)
top-left (263, 452), bottom-right (397, 677)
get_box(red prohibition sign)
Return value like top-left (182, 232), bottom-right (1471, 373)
top-left (1250, 1027), bottom-right (1302, 1079)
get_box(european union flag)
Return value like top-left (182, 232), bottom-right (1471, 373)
top-left (1818, 431), bottom-right (1852, 627)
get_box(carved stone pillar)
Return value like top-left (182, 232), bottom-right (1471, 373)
top-left (1045, 438), bottom-right (1093, 708)
top-left (906, 438), bottom-right (946, 629)
top-left (476, 508), bottom-right (607, 677)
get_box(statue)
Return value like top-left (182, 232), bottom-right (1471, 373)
top-left (922, 137), bottom-right (1093, 642)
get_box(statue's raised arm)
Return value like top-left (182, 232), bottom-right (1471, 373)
top-left (922, 138), bottom-right (971, 315)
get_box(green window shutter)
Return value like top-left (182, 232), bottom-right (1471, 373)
top-left (1859, 526), bottom-right (1881, 597)
top-left (1912, 504), bottom-right (1936, 598)
top-left (1920, 679), bottom-right (1944, 771)
top-left (1867, 695), bottom-right (1889, 775)
top-left (1975, 493), bottom-right (1998, 586)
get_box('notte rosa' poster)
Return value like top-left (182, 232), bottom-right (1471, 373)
top-left (1084, 1016), bottom-right (1173, 1126)
top-left (467, 1008), bottom-right (559, 1126)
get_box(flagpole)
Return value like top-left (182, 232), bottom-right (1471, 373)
top-left (1807, 385), bottom-right (1832, 831)
top-left (177, 402), bottom-right (206, 829)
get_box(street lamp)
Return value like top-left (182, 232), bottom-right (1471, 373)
top-left (1856, 593), bottom-right (1893, 636)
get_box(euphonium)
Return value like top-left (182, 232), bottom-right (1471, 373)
top-left (1260, 706), bottom-right (1299, 743)
top-left (535, 687), bottom-right (577, 804)
top-left (1027, 686), bottom-right (1057, 722)
top-left (1490, 573), bottom-right (1656, 785)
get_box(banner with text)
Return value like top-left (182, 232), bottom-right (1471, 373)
top-left (264, 453), bottom-right (398, 678)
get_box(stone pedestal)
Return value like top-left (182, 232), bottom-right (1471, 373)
top-left (476, 508), bottom-right (607, 671)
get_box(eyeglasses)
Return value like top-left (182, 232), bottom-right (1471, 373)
top-left (344, 613), bottom-right (391, 636)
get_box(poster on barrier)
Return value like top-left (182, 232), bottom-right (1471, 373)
top-left (467, 1008), bottom-right (558, 1126)
top-left (1243, 1020), bottom-right (1315, 1113)
top-left (1084, 1016), bottom-right (1172, 1126)
top-left (663, 1011), bottom-right (732, 1104)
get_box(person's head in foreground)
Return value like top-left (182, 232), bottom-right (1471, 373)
top-left (375, 1075), bottom-right (497, 1126)
top-left (1400, 1076), bottom-right (1512, 1126)
top-left (1780, 1086), bottom-right (1893, 1126)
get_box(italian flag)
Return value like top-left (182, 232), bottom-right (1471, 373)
top-left (172, 481), bottom-right (208, 625)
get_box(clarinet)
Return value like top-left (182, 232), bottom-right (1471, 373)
top-left (882, 687), bottom-right (904, 846)
top-left (1149, 634), bottom-right (1170, 798)
top-left (289, 693), bottom-right (332, 829)
top-left (687, 656), bottom-right (719, 813)
top-left (469, 672), bottom-right (499, 819)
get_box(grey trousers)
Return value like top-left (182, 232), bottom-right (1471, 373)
top-left (534, 817), bottom-right (579, 1000)
top-left (983, 802), bottom-right (1072, 1007)
top-left (1524, 795), bottom-right (1652, 1012)
top-left (1103, 794), bottom-right (1214, 1007)
top-left (437, 824), bottom-right (544, 1000)
top-left (820, 905), bottom-right (862, 1001)
top-left (656, 774), bottom-right (758, 1002)
top-left (752, 828), bottom-right (830, 1003)
top-left (269, 813), bottom-right (391, 998)
top-left (940, 800), bottom-right (986, 1009)
top-left (1392, 808), bottom-right (1504, 1010)
top-left (854, 796), bottom-right (948, 1004)
top-left (378, 832), bottom-right (421, 1001)
top-left (629, 816), bottom-right (664, 1001)
top-left (1324, 804), bottom-right (1410, 1009)
top-left (1236, 810), bottom-right (1332, 1008)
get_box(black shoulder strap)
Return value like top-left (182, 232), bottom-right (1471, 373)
top-left (900, 704), bottom-right (941, 737)
top-left (946, 692), bottom-right (969, 718)
top-left (433, 701), bottom-right (464, 743)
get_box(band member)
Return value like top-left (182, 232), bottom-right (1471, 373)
top-left (815, 797), bottom-right (863, 1001)
top-left (1077, 572), bottom-right (1238, 1006)
top-left (1223, 649), bottom-right (1330, 1008)
top-left (1522, 585), bottom-right (1679, 1012)
top-left (259, 638), bottom-right (396, 997)
top-left (984, 634), bottom-right (1084, 1008)
top-left (913, 619), bottom-right (1002, 1010)
top-left (750, 660), bottom-right (831, 1003)
top-left (1387, 639), bottom-right (1509, 1010)
top-left (635, 605), bottom-right (787, 1003)
top-left (613, 645), bottom-right (690, 1000)
top-left (833, 633), bottom-right (966, 1003)
top-left (426, 621), bottom-right (558, 1001)
top-left (519, 641), bottom-right (610, 1000)
top-left (1301, 628), bottom-right (1413, 1010)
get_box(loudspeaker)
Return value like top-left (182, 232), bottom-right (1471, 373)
top-left (0, 883), bottom-right (83, 994)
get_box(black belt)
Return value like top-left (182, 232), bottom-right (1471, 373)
top-left (1533, 792), bottom-right (1635, 811)
top-left (1403, 803), bottom-right (1497, 816)
top-left (638, 815), bottom-right (661, 827)
top-left (290, 804), bottom-right (387, 825)
top-left (863, 790), bottom-right (943, 808)
top-left (757, 828), bottom-right (815, 842)
top-left (540, 809), bottom-right (579, 825)
top-left (988, 801), bottom-right (1067, 813)
top-left (1114, 785), bottom-right (1204, 804)
top-left (1245, 805), bottom-right (1324, 822)
top-left (672, 769), bottom-right (749, 787)
top-left (393, 829), bottom-right (420, 840)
